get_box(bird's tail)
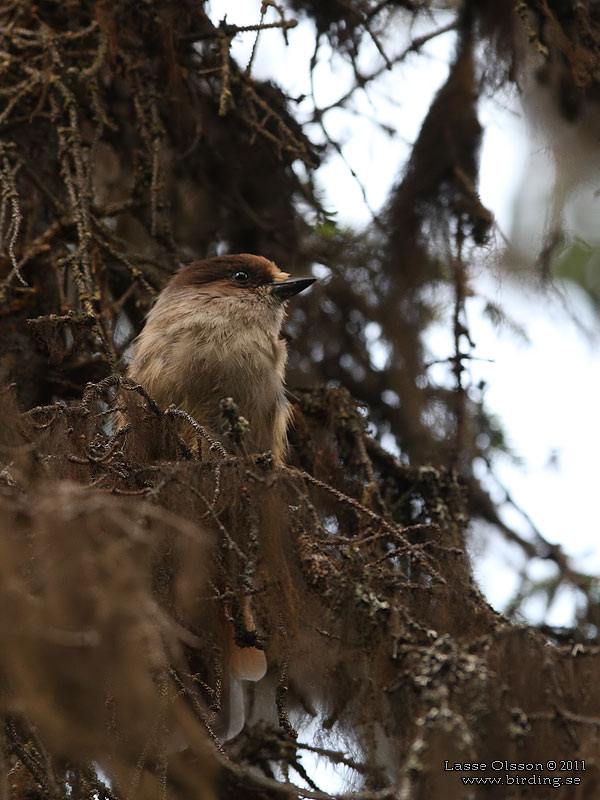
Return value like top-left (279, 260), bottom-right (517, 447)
top-left (217, 597), bottom-right (266, 740)
top-left (228, 597), bottom-right (267, 681)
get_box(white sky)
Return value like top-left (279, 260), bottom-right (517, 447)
top-left (207, 2), bottom-right (600, 628)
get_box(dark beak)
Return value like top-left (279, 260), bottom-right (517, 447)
top-left (270, 277), bottom-right (316, 300)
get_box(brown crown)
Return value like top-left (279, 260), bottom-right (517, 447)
top-left (167, 254), bottom-right (289, 291)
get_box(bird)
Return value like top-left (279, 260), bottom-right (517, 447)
top-left (125, 253), bottom-right (315, 740)
top-left (126, 253), bottom-right (315, 462)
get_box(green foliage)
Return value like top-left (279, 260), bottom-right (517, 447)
top-left (553, 237), bottom-right (600, 313)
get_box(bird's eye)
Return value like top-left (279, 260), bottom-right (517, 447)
top-left (232, 270), bottom-right (249, 283)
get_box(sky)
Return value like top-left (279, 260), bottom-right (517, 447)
top-left (207, 1), bottom-right (600, 628)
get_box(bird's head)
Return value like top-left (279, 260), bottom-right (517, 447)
top-left (168, 254), bottom-right (314, 302)
top-left (156, 254), bottom-right (315, 333)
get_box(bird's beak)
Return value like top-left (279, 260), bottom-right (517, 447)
top-left (269, 277), bottom-right (316, 300)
